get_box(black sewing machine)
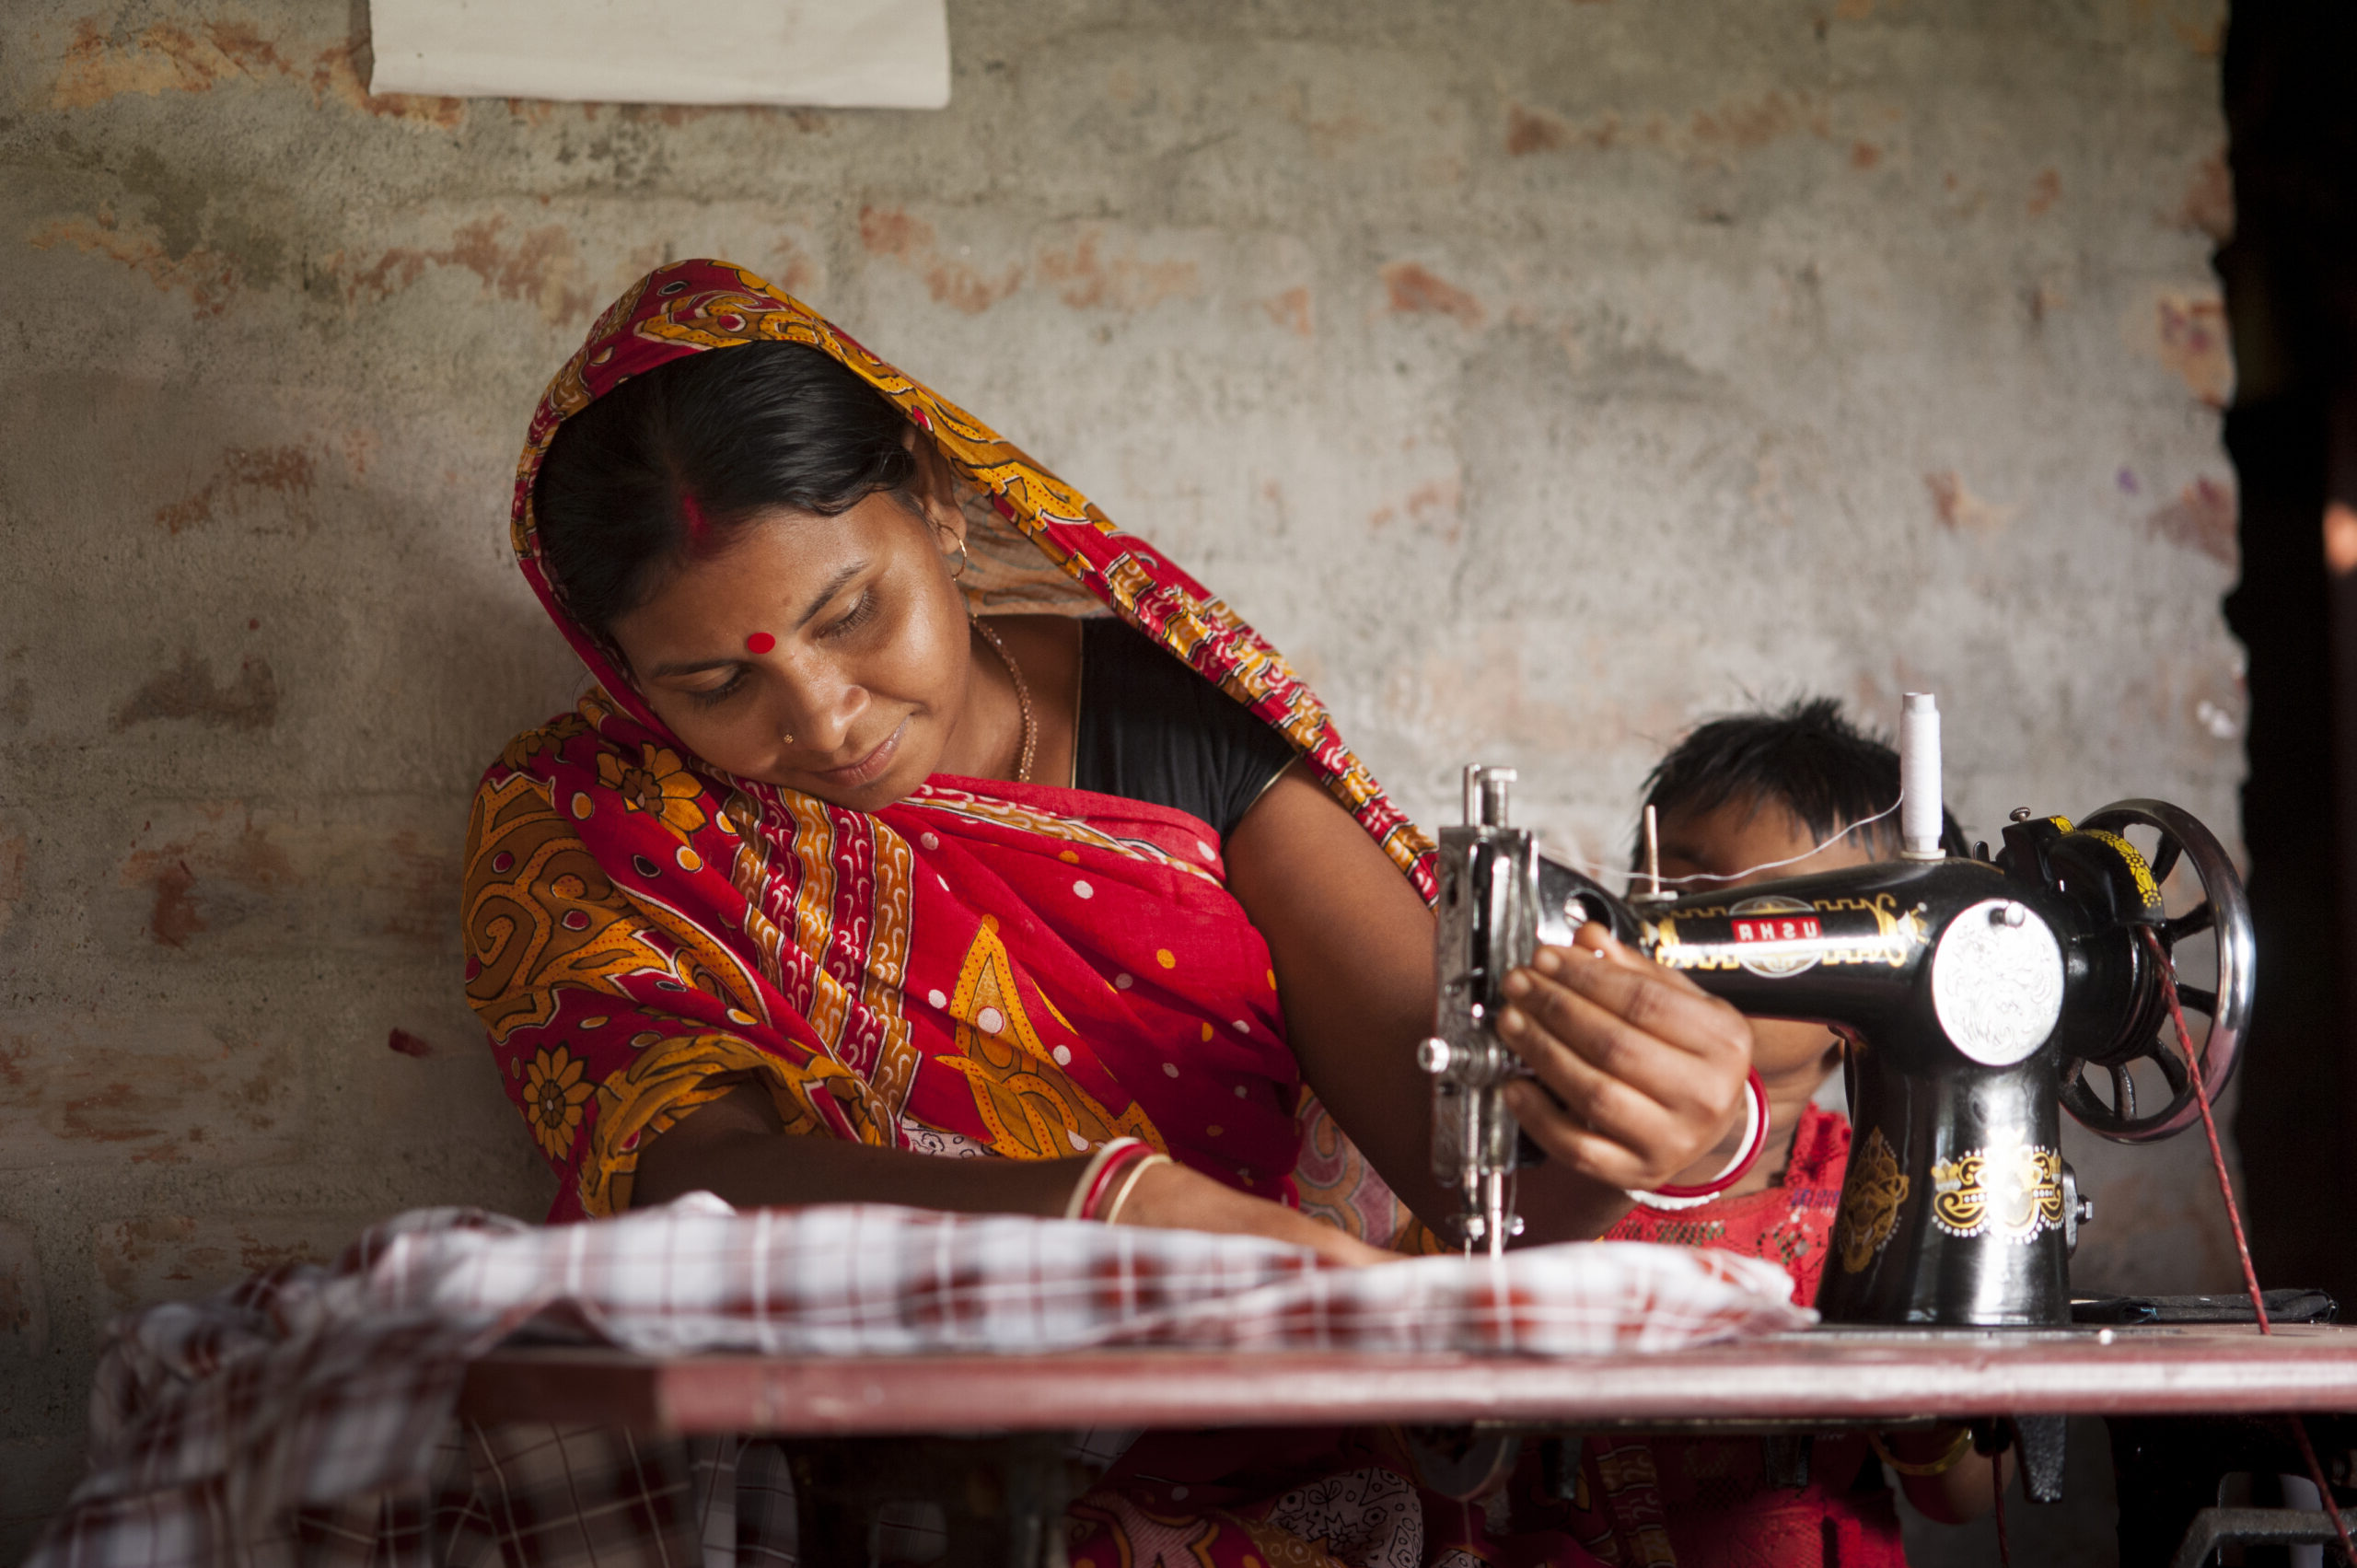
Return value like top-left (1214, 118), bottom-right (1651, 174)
top-left (1420, 698), bottom-right (2252, 1332)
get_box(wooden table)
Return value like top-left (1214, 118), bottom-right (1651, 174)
top-left (459, 1326), bottom-right (2357, 1566)
top-left (460, 1322), bottom-right (2357, 1435)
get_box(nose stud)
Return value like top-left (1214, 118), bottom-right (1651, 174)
top-left (781, 733), bottom-right (795, 746)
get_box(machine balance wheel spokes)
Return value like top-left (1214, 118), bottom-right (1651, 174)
top-left (2058, 800), bottom-right (2254, 1144)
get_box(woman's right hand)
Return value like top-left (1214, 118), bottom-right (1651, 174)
top-left (1496, 924), bottom-right (1754, 1220)
top-left (1109, 1159), bottom-right (1397, 1268)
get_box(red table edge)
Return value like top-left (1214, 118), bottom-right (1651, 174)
top-left (459, 1328), bottom-right (2357, 1435)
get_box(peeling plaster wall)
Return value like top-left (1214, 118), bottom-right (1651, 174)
top-left (1, 0), bottom-right (2235, 1548)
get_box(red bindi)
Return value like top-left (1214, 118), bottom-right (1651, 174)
top-left (744, 632), bottom-right (776, 655)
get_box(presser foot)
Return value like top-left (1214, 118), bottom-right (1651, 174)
top-left (1457, 1214), bottom-right (1526, 1258)
top-left (1457, 1172), bottom-right (1526, 1258)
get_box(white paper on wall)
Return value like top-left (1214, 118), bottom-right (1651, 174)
top-left (366, 0), bottom-right (949, 108)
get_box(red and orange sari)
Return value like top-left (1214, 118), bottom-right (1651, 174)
top-left (468, 261), bottom-right (1624, 1563)
top-left (464, 259), bottom-right (1434, 1229)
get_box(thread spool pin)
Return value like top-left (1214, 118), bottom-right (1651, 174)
top-left (1899, 692), bottom-right (1945, 861)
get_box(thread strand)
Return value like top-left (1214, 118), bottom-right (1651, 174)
top-left (1992, 1449), bottom-right (2010, 1566)
top-left (1551, 794), bottom-right (1909, 890)
top-left (2143, 924), bottom-right (2352, 1562)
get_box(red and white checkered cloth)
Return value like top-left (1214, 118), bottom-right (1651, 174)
top-left (28, 1196), bottom-right (1810, 1568)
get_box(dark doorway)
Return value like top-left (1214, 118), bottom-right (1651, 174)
top-left (2220, 0), bottom-right (2357, 1306)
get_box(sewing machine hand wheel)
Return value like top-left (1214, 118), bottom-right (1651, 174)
top-left (2058, 800), bottom-right (2254, 1143)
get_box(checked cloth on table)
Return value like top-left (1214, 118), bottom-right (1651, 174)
top-left (26, 1196), bottom-right (1811, 1568)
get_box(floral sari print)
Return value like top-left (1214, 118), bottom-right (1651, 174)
top-left (465, 258), bottom-right (1437, 1223)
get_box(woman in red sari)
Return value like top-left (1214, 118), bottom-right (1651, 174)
top-left (463, 260), bottom-right (1758, 1562)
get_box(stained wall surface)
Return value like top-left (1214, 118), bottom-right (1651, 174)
top-left (1, 0), bottom-right (2235, 1552)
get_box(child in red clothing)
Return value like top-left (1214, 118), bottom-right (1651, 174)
top-left (1548, 699), bottom-right (2003, 1568)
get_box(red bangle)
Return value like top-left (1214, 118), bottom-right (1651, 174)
top-left (1629, 1068), bottom-right (1771, 1209)
top-left (1069, 1138), bottom-right (1155, 1222)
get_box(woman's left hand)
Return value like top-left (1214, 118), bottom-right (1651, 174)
top-left (1496, 921), bottom-right (1755, 1199)
top-left (1110, 1158), bottom-right (1399, 1268)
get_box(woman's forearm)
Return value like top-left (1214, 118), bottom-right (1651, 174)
top-left (631, 1080), bottom-right (1399, 1265)
top-left (631, 1082), bottom-right (1083, 1214)
top-left (1221, 769), bottom-right (1459, 1233)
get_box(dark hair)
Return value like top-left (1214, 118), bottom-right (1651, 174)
top-left (1634, 696), bottom-right (1970, 866)
top-left (535, 342), bottom-right (920, 638)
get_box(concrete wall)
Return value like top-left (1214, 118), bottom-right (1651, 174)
top-left (0, 0), bottom-right (2235, 1551)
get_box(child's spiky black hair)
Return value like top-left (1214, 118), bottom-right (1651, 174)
top-left (1634, 697), bottom-right (1969, 866)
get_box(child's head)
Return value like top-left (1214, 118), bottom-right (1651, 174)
top-left (1635, 697), bottom-right (1968, 884)
top-left (1633, 698), bottom-right (1968, 1109)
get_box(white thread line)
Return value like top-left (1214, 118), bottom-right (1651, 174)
top-left (1543, 794), bottom-right (1909, 890)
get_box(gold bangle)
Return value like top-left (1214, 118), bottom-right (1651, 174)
top-left (1098, 1154), bottom-right (1173, 1226)
top-left (1870, 1426), bottom-right (1975, 1478)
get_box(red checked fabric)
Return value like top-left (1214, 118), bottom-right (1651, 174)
top-left (26, 1199), bottom-right (1808, 1568)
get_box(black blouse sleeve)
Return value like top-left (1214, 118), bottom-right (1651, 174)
top-left (1071, 617), bottom-right (1299, 841)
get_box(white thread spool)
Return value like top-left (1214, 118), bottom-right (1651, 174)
top-left (1900, 692), bottom-right (1944, 860)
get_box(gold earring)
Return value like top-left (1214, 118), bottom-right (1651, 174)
top-left (943, 537), bottom-right (970, 581)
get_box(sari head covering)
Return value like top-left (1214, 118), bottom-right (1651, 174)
top-left (466, 259), bottom-right (1434, 1221)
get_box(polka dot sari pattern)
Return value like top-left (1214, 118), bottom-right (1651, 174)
top-left (465, 261), bottom-right (1415, 1220)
